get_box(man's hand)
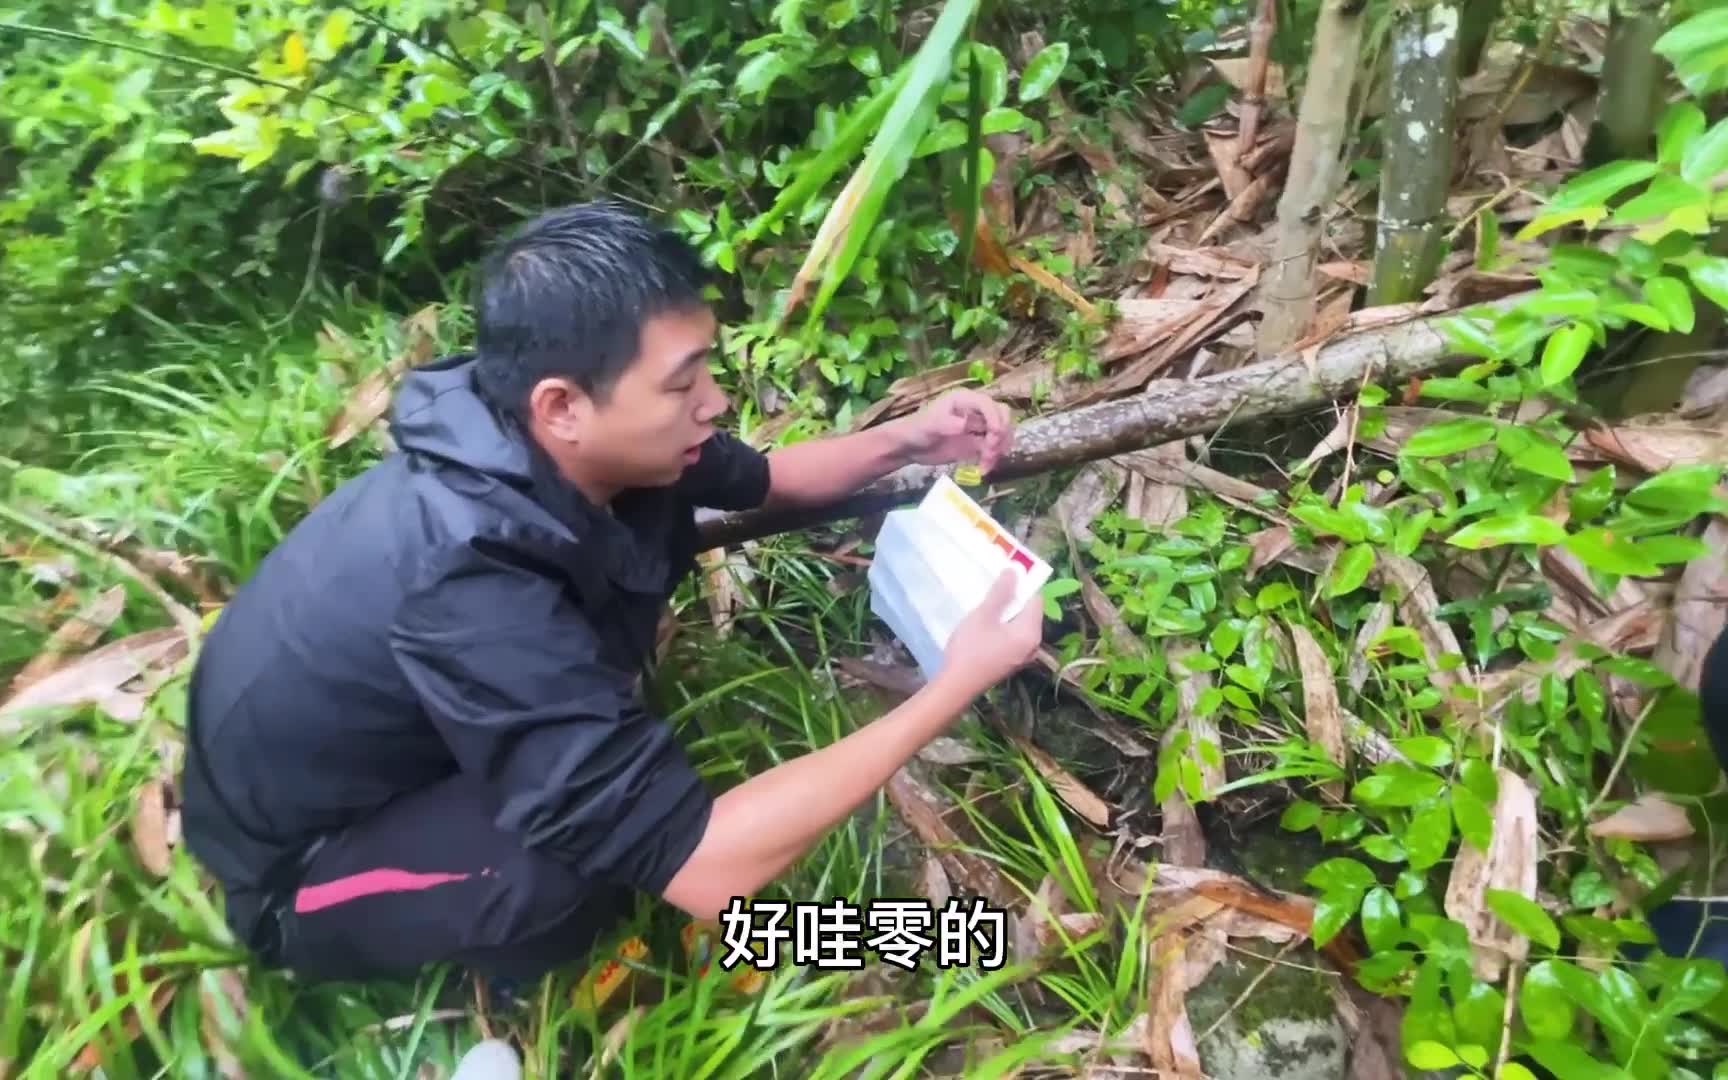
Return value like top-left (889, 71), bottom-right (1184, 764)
top-left (889, 389), bottom-right (1015, 474)
top-left (761, 389), bottom-right (1014, 508)
top-left (941, 570), bottom-right (1045, 694)
top-left (657, 569), bottom-right (1045, 921)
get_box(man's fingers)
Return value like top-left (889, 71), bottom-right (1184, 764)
top-left (981, 568), bottom-right (1018, 612)
top-left (928, 390), bottom-right (1015, 471)
top-left (981, 401), bottom-right (1014, 471)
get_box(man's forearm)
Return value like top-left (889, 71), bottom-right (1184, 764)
top-left (659, 669), bottom-right (981, 919)
top-left (762, 421), bottom-right (913, 507)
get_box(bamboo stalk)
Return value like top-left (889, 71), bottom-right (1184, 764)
top-left (1370, 0), bottom-right (1462, 306)
top-left (696, 297), bottom-right (1528, 548)
top-left (1585, 0), bottom-right (1667, 164)
top-left (1234, 0), bottom-right (1279, 168)
top-left (1256, 0), bottom-right (1371, 359)
top-left (1456, 0), bottom-right (1502, 76)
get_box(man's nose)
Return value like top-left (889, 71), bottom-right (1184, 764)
top-left (694, 370), bottom-right (730, 423)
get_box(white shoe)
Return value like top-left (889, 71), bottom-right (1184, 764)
top-left (451, 1039), bottom-right (522, 1080)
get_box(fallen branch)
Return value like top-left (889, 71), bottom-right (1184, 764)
top-left (697, 298), bottom-right (1524, 549)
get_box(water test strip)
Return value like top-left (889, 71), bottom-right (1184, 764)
top-left (866, 477), bottom-right (1052, 681)
top-left (917, 476), bottom-right (1052, 619)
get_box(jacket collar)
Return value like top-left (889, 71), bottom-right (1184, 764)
top-left (391, 354), bottom-right (672, 599)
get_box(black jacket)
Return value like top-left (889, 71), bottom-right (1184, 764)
top-left (179, 353), bottom-right (770, 953)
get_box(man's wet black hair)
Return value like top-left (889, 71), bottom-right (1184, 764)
top-left (471, 200), bottom-right (711, 418)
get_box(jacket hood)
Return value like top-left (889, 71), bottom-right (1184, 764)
top-left (388, 354), bottom-right (533, 484)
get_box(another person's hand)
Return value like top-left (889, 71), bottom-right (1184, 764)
top-left (943, 570), bottom-right (1045, 693)
top-left (891, 389), bottom-right (1015, 473)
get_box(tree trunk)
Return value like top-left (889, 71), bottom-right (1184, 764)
top-left (1256, 0), bottom-right (1370, 358)
top-left (1585, 0), bottom-right (1667, 165)
top-left (1455, 0), bottom-right (1501, 77)
top-left (697, 297), bottom-right (1527, 548)
top-left (1370, 0), bottom-right (1462, 306)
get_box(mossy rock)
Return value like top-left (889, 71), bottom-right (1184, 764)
top-left (1186, 944), bottom-right (1348, 1080)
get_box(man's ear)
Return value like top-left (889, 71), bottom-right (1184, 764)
top-left (527, 376), bottom-right (593, 444)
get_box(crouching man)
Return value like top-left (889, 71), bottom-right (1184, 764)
top-left (179, 201), bottom-right (1045, 999)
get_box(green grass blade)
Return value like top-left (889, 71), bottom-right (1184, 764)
top-left (801, 0), bottom-right (983, 329)
top-left (957, 41), bottom-right (986, 301)
top-left (739, 66), bottom-right (913, 247)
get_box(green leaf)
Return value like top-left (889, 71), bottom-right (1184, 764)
top-left (1394, 509), bottom-right (1434, 556)
top-left (1651, 104), bottom-right (1707, 166)
top-left (1361, 886), bottom-right (1401, 952)
top-left (1521, 961), bottom-right (1576, 1040)
top-left (1210, 620), bottom-right (1243, 659)
top-left (1564, 528), bottom-right (1662, 578)
top-left (979, 106), bottom-right (1028, 134)
top-left (1451, 782), bottom-right (1493, 851)
top-left (1454, 981), bottom-right (1507, 1050)
top-left (1418, 377), bottom-right (1492, 403)
top-left (1406, 797), bottom-right (1453, 871)
top-left (1655, 6), bottom-right (1728, 59)
top-left (1540, 321), bottom-right (1594, 385)
top-left (1312, 894), bottom-right (1356, 947)
top-left (1018, 41), bottom-right (1069, 102)
top-left (1042, 577), bottom-right (1082, 601)
top-left (848, 45), bottom-right (883, 77)
top-left (1281, 800), bottom-right (1323, 831)
top-left (1326, 544), bottom-right (1376, 597)
top-left (1613, 173), bottom-right (1712, 225)
top-left (1396, 735), bottom-right (1453, 769)
top-left (1255, 582), bottom-right (1301, 611)
top-left (1306, 857), bottom-right (1377, 896)
top-left (1570, 466), bottom-right (1616, 523)
top-left (1658, 960), bottom-right (1727, 1017)
top-left (1520, 206), bottom-right (1609, 242)
top-left (1354, 769), bottom-right (1446, 807)
top-left (1684, 117), bottom-right (1728, 187)
top-left (1645, 276), bottom-right (1697, 334)
top-left (1604, 302), bottom-right (1670, 331)
top-left (1360, 833), bottom-right (1406, 863)
top-left (1552, 245), bottom-right (1620, 280)
top-left (1404, 417), bottom-right (1499, 458)
top-left (1525, 1042), bottom-right (1627, 1080)
top-left (1593, 966), bottom-right (1647, 1039)
top-left (1441, 315), bottom-right (1502, 359)
top-left (1405, 1042), bottom-right (1461, 1070)
top-left (915, 118), bottom-right (969, 157)
top-left (1627, 463), bottom-right (1726, 515)
top-left (318, 9), bottom-right (355, 53)
top-left (1496, 425), bottom-right (1575, 482)
top-left (1548, 159), bottom-right (1660, 211)
top-left (1673, 42), bottom-right (1728, 99)
top-left (1526, 290), bottom-right (1602, 319)
top-left (1689, 257), bottom-right (1728, 312)
top-left (1291, 501), bottom-right (1367, 542)
top-left (1446, 513), bottom-right (1567, 549)
top-left (963, 44), bottom-right (1009, 109)
top-left (1486, 889), bottom-right (1560, 949)
top-left (1638, 535), bottom-right (1712, 565)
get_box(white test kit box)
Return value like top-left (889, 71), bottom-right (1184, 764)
top-left (867, 476), bottom-right (1053, 682)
